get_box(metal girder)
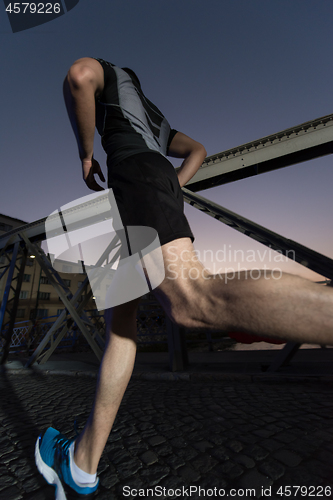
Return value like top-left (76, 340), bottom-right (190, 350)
top-left (25, 233), bottom-right (121, 366)
top-left (19, 232), bottom-right (104, 364)
top-left (182, 187), bottom-right (333, 281)
top-left (266, 342), bottom-right (301, 372)
top-left (0, 190), bottom-right (113, 252)
top-left (167, 319), bottom-right (188, 372)
top-left (26, 277), bottom-right (91, 366)
top-left (184, 114), bottom-right (333, 192)
top-left (0, 241), bottom-right (28, 364)
top-left (0, 241), bottom-right (20, 333)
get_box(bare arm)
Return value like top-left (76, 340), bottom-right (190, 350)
top-left (63, 57), bottom-right (106, 191)
top-left (168, 132), bottom-right (207, 188)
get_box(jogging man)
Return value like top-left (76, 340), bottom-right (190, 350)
top-left (35, 57), bottom-right (333, 499)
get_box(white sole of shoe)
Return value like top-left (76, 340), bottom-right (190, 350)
top-left (35, 437), bottom-right (67, 500)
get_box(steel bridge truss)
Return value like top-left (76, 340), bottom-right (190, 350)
top-left (1, 113), bottom-right (332, 371)
top-left (0, 231), bottom-right (123, 366)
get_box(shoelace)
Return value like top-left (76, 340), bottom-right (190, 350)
top-left (53, 435), bottom-right (74, 467)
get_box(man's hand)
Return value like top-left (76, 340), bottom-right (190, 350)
top-left (168, 132), bottom-right (207, 188)
top-left (82, 158), bottom-right (106, 191)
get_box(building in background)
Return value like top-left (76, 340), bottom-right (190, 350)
top-left (0, 213), bottom-right (97, 325)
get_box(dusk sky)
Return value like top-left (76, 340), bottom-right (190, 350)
top-left (1, 0), bottom-right (332, 281)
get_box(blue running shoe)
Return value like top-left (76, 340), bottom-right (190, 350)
top-left (35, 427), bottom-right (99, 500)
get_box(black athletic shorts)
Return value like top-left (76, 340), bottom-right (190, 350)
top-left (107, 152), bottom-right (194, 247)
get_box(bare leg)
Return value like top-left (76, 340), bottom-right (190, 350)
top-left (154, 238), bottom-right (333, 345)
top-left (73, 297), bottom-right (141, 474)
top-left (71, 238), bottom-right (333, 475)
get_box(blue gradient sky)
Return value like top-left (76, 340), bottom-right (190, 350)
top-left (1, 0), bottom-right (332, 280)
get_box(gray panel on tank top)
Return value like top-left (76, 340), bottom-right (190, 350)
top-left (114, 66), bottom-right (170, 157)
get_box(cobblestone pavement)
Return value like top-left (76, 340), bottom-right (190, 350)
top-left (0, 372), bottom-right (333, 500)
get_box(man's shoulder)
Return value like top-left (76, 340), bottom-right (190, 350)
top-left (93, 58), bottom-right (116, 69)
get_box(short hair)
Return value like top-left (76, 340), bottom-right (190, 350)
top-left (121, 67), bottom-right (141, 88)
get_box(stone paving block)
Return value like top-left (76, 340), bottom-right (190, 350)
top-left (234, 453), bottom-right (256, 469)
top-left (159, 474), bottom-right (187, 496)
top-left (156, 423), bottom-right (175, 432)
top-left (0, 485), bottom-right (23, 500)
top-left (0, 442), bottom-right (15, 455)
top-left (206, 433), bottom-right (227, 445)
top-left (21, 474), bottom-right (49, 494)
top-left (12, 464), bottom-right (35, 479)
top-left (315, 429), bottom-right (333, 441)
top-left (1, 451), bottom-right (22, 465)
top-left (24, 485), bottom-right (55, 499)
top-left (151, 416), bottom-right (167, 425)
top-left (115, 476), bottom-right (145, 496)
top-left (192, 440), bottom-right (214, 453)
top-left (0, 475), bottom-right (19, 492)
top-left (122, 434), bottom-right (142, 446)
top-left (182, 416), bottom-right (197, 424)
top-left (236, 423), bottom-right (258, 433)
top-left (273, 449), bottom-right (302, 467)
top-left (274, 431), bottom-right (299, 444)
top-left (153, 443), bottom-right (173, 456)
top-left (119, 425), bottom-right (138, 438)
top-left (162, 428), bottom-right (182, 439)
top-left (179, 423), bottom-right (197, 433)
top-left (258, 459), bottom-right (285, 480)
top-left (0, 435), bottom-right (13, 446)
top-left (108, 447), bottom-right (130, 465)
top-left (191, 454), bottom-right (218, 474)
top-left (116, 457), bottom-right (143, 479)
top-left (147, 435), bottom-right (167, 446)
top-left (253, 428), bottom-right (277, 438)
top-left (225, 440), bottom-right (243, 452)
top-left (198, 473), bottom-right (228, 490)
top-left (236, 469), bottom-right (273, 496)
top-left (244, 444), bottom-right (269, 461)
top-left (175, 445), bottom-right (198, 461)
top-left (140, 450), bottom-right (158, 465)
top-left (124, 441), bottom-right (150, 456)
top-left (177, 464), bottom-right (201, 482)
top-left (213, 460), bottom-right (244, 479)
top-left (316, 449), bottom-right (333, 463)
top-left (261, 416), bottom-right (277, 423)
top-left (289, 438), bottom-right (317, 456)
top-left (140, 464), bottom-right (170, 486)
top-left (210, 445), bottom-right (230, 462)
top-left (305, 460), bottom-right (333, 481)
top-left (169, 436), bottom-right (187, 449)
top-left (237, 433), bottom-right (259, 445)
top-left (138, 415), bottom-right (153, 422)
top-left (162, 453), bottom-right (185, 469)
top-left (260, 438), bottom-right (284, 452)
top-left (142, 429), bottom-right (159, 439)
top-left (96, 458), bottom-right (109, 475)
top-left (99, 471), bottom-right (120, 489)
top-left (187, 430), bottom-right (205, 442)
top-left (278, 464), bottom-right (323, 487)
top-left (106, 442), bottom-right (124, 455)
top-left (270, 412), bottom-right (286, 419)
